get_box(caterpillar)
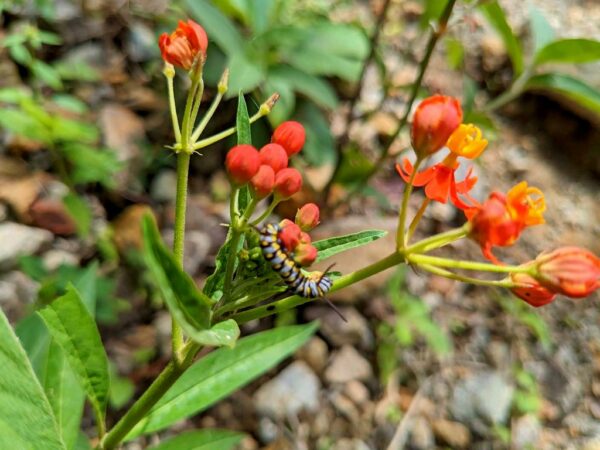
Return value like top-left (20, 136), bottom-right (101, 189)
top-left (259, 223), bottom-right (332, 298)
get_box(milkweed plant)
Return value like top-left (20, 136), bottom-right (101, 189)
top-left (1, 18), bottom-right (598, 450)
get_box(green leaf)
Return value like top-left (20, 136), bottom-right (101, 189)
top-left (480, 0), bottom-right (524, 74)
top-left (37, 285), bottom-right (110, 427)
top-left (294, 101), bottom-right (337, 167)
top-left (51, 117), bottom-right (98, 143)
top-left (314, 230), bottom-right (387, 262)
top-left (63, 193), bottom-right (92, 237)
top-left (445, 37), bottom-right (464, 70)
top-left (0, 87), bottom-right (31, 104)
top-left (236, 92), bottom-right (252, 145)
top-left (264, 74), bottom-right (296, 123)
top-left (529, 6), bottom-right (555, 54)
top-left (269, 65), bottom-right (338, 110)
top-left (0, 107), bottom-right (52, 143)
top-left (60, 144), bottom-right (120, 188)
top-left (0, 308), bottom-right (65, 449)
top-left (227, 51), bottom-right (267, 95)
top-left (31, 60), bottom-right (64, 90)
top-left (149, 429), bottom-right (245, 450)
top-left (142, 216), bottom-right (239, 347)
top-left (127, 322), bottom-right (319, 439)
top-left (185, 0), bottom-right (245, 55)
top-left (534, 38), bottom-right (600, 65)
top-left (525, 73), bottom-right (600, 117)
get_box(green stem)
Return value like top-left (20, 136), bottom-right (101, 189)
top-left (408, 253), bottom-right (531, 274)
top-left (180, 77), bottom-right (200, 153)
top-left (346, 0), bottom-right (457, 195)
top-left (397, 157), bottom-right (423, 249)
top-left (100, 341), bottom-right (201, 450)
top-left (165, 67), bottom-right (181, 143)
top-left (187, 78), bottom-right (204, 141)
top-left (171, 152), bottom-right (191, 362)
top-left (407, 197), bottom-right (430, 242)
top-left (405, 224), bottom-right (469, 254)
top-left (484, 66), bottom-right (534, 112)
top-left (417, 263), bottom-right (513, 288)
top-left (250, 198), bottom-right (281, 226)
top-left (191, 90), bottom-right (223, 143)
top-left (192, 110), bottom-right (267, 150)
top-left (229, 252), bottom-right (405, 324)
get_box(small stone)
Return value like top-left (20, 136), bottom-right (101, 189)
top-left (410, 416), bottom-right (435, 449)
top-left (344, 380), bottom-right (370, 406)
top-left (0, 223), bottom-right (53, 270)
top-left (257, 417), bottom-right (279, 444)
top-left (325, 345), bottom-right (373, 384)
top-left (295, 336), bottom-right (328, 374)
top-left (331, 392), bottom-right (360, 424)
top-left (0, 271), bottom-right (39, 320)
top-left (162, 229), bottom-right (211, 275)
top-left (512, 414), bottom-right (541, 450)
top-left (331, 438), bottom-right (371, 450)
top-left (305, 306), bottom-right (373, 349)
top-left (127, 21), bottom-right (159, 62)
top-left (432, 419), bottom-right (471, 449)
top-left (42, 249), bottom-right (79, 271)
top-left (150, 170), bottom-right (177, 203)
top-left (254, 361), bottom-right (321, 420)
top-left (29, 198), bottom-right (77, 236)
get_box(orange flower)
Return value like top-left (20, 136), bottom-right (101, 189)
top-left (510, 272), bottom-right (556, 307)
top-left (468, 182), bottom-right (545, 264)
top-left (411, 95), bottom-right (462, 158)
top-left (396, 157), bottom-right (479, 210)
top-left (534, 247), bottom-right (600, 298)
top-left (158, 20), bottom-right (208, 70)
top-left (446, 124), bottom-right (488, 159)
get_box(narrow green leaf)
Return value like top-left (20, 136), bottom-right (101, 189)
top-left (236, 92), bottom-right (252, 145)
top-left (0, 308), bottom-right (65, 449)
top-left (126, 322), bottom-right (319, 439)
top-left (480, 0), bottom-right (524, 74)
top-left (185, 0), bottom-right (246, 55)
top-left (63, 193), bottom-right (92, 237)
top-left (534, 38), bottom-right (600, 65)
top-left (142, 216), bottom-right (238, 347)
top-left (149, 429), bottom-right (245, 450)
top-left (529, 6), bottom-right (555, 54)
top-left (525, 73), bottom-right (600, 117)
top-left (313, 230), bottom-right (387, 262)
top-left (37, 285), bottom-right (110, 426)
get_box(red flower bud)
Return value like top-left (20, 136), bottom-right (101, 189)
top-left (225, 145), bottom-right (260, 185)
top-left (158, 20), bottom-right (208, 70)
top-left (411, 95), bottom-right (462, 158)
top-left (299, 231), bottom-right (312, 244)
top-left (259, 143), bottom-right (288, 173)
top-left (250, 165), bottom-right (275, 199)
top-left (294, 242), bottom-right (318, 267)
top-left (295, 203), bottom-right (320, 231)
top-left (274, 168), bottom-right (303, 199)
top-left (535, 247), bottom-right (600, 298)
top-left (279, 222), bottom-right (302, 252)
top-left (510, 272), bottom-right (556, 307)
top-left (272, 121), bottom-right (306, 156)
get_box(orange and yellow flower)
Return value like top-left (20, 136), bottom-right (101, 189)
top-left (158, 20), bottom-right (208, 70)
top-left (467, 182), bottom-right (545, 264)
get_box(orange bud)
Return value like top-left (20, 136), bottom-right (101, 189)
top-left (158, 20), bottom-right (208, 70)
top-left (225, 145), bottom-right (260, 185)
top-left (250, 165), bottom-right (275, 199)
top-left (510, 272), bottom-right (556, 307)
top-left (411, 95), bottom-right (462, 158)
top-left (274, 168), bottom-right (303, 199)
top-left (259, 143), bottom-right (288, 173)
top-left (295, 203), bottom-right (320, 231)
top-left (279, 222), bottom-right (302, 252)
top-left (272, 121), bottom-right (306, 156)
top-left (299, 231), bottom-right (311, 244)
top-left (294, 242), bottom-right (318, 267)
top-left (535, 247), bottom-right (600, 298)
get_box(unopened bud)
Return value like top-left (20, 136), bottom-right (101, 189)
top-left (218, 68), bottom-right (229, 94)
top-left (510, 272), bottom-right (556, 307)
top-left (260, 92), bottom-right (280, 115)
top-left (274, 168), bottom-right (303, 199)
top-left (225, 144), bottom-right (260, 185)
top-left (279, 222), bottom-right (302, 252)
top-left (295, 203), bottom-right (320, 231)
top-left (250, 165), bottom-right (275, 199)
top-left (535, 247), bottom-right (600, 298)
top-left (294, 242), bottom-right (318, 267)
top-left (272, 121), bottom-right (306, 156)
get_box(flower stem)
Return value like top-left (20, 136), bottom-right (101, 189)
top-left (192, 109), bottom-right (267, 150)
top-left (191, 90), bottom-right (223, 143)
top-left (228, 252), bottom-right (405, 324)
top-left (250, 198), bottom-right (281, 226)
top-left (164, 65), bottom-right (181, 143)
top-left (405, 224), bottom-right (469, 254)
top-left (407, 197), bottom-right (430, 242)
top-left (408, 253), bottom-right (531, 274)
top-left (397, 157), bottom-right (423, 249)
top-left (417, 263), bottom-right (513, 288)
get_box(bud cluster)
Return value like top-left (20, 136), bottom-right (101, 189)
top-left (278, 202), bottom-right (321, 267)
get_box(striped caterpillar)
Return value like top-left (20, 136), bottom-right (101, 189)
top-left (259, 223), bottom-right (332, 298)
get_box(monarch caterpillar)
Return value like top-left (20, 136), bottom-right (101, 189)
top-left (259, 223), bottom-right (332, 298)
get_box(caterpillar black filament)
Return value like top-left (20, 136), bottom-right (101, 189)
top-left (259, 223), bottom-right (332, 298)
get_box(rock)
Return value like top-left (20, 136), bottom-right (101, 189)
top-left (153, 311), bottom-right (172, 357)
top-left (42, 249), bottom-right (79, 271)
top-left (410, 416), bottom-right (435, 449)
top-left (295, 336), bottom-right (329, 374)
top-left (450, 371), bottom-right (514, 426)
top-left (161, 229), bottom-right (211, 275)
top-left (112, 205), bottom-right (155, 253)
top-left (254, 361), bottom-right (321, 420)
top-left (257, 417), bottom-right (279, 444)
top-left (432, 419), bottom-right (471, 449)
top-left (331, 438), bottom-right (371, 450)
top-left (325, 345), bottom-right (373, 384)
top-left (127, 21), bottom-right (159, 62)
top-left (150, 170), bottom-right (177, 203)
top-left (29, 198), bottom-right (77, 236)
top-left (344, 380), bottom-right (370, 406)
top-left (0, 223), bottom-right (53, 270)
top-left (331, 392), bottom-right (360, 424)
top-left (583, 438), bottom-right (600, 450)
top-left (0, 271), bottom-right (39, 320)
top-left (305, 306), bottom-right (373, 349)
top-left (512, 414), bottom-right (541, 450)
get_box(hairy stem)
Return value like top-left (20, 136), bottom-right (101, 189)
top-left (396, 157), bottom-right (423, 249)
top-left (408, 254), bottom-right (532, 274)
top-left (417, 263), bottom-right (514, 287)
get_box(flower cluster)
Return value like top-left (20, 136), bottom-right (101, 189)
top-left (279, 203), bottom-right (321, 266)
top-left (225, 121), bottom-right (305, 200)
top-left (159, 20), bottom-right (208, 71)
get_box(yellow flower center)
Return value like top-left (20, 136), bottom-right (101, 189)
top-left (446, 124), bottom-right (488, 159)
